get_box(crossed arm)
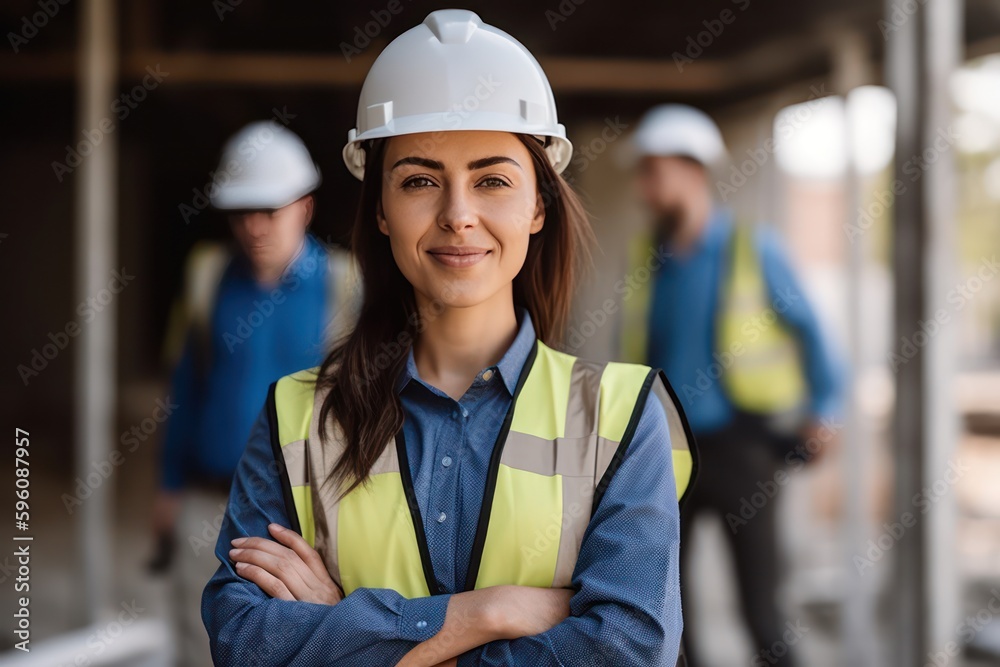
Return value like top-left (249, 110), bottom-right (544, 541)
top-left (228, 522), bottom-right (572, 666)
top-left (202, 395), bottom-right (681, 666)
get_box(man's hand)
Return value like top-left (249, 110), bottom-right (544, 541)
top-left (229, 523), bottom-right (343, 605)
top-left (799, 418), bottom-right (839, 465)
top-left (152, 490), bottom-right (182, 536)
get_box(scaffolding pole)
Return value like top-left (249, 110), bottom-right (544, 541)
top-left (75, 0), bottom-right (118, 620)
top-left (885, 0), bottom-right (961, 664)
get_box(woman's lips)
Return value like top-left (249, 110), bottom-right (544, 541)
top-left (427, 247), bottom-right (491, 268)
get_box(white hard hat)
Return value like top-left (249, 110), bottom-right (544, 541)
top-left (342, 9), bottom-right (572, 180)
top-left (631, 104), bottom-right (727, 167)
top-left (210, 121), bottom-right (322, 210)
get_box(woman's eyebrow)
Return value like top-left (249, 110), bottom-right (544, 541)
top-left (468, 156), bottom-right (522, 171)
top-left (391, 156), bottom-right (444, 171)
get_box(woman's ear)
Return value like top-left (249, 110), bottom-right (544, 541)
top-left (376, 198), bottom-right (389, 236)
top-left (530, 193), bottom-right (545, 234)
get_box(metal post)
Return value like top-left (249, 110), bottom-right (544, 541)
top-left (923, 0), bottom-right (962, 655)
top-left (833, 30), bottom-right (878, 667)
top-left (885, 0), bottom-right (962, 663)
top-left (885, 0), bottom-right (927, 663)
top-left (75, 0), bottom-right (118, 620)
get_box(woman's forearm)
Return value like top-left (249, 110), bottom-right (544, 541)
top-left (396, 585), bottom-right (573, 667)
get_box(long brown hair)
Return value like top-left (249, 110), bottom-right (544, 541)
top-left (316, 134), bottom-right (594, 494)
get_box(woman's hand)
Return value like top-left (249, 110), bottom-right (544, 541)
top-left (229, 523), bottom-right (343, 605)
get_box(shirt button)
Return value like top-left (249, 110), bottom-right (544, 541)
top-left (437, 512), bottom-right (447, 523)
top-left (461, 407), bottom-right (469, 419)
top-left (416, 620), bottom-right (427, 630)
top-left (441, 456), bottom-right (453, 468)
top-left (451, 410), bottom-right (458, 420)
top-left (482, 369), bottom-right (494, 381)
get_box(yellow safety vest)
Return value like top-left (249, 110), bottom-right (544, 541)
top-left (268, 340), bottom-right (698, 599)
top-left (620, 223), bottom-right (807, 415)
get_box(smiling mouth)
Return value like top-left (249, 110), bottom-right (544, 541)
top-left (427, 248), bottom-right (491, 268)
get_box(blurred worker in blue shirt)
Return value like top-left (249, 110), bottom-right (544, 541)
top-left (153, 120), bottom-right (356, 667)
top-left (619, 104), bottom-right (844, 667)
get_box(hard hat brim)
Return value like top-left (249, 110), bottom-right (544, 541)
top-left (342, 119), bottom-right (572, 180)
top-left (209, 177), bottom-right (321, 211)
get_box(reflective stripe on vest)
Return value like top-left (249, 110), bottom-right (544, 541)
top-left (268, 340), bottom-right (698, 600)
top-left (717, 225), bottom-right (806, 414)
top-left (619, 224), bottom-right (807, 415)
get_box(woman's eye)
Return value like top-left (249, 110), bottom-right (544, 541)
top-left (402, 176), bottom-right (435, 189)
top-left (479, 176), bottom-right (511, 188)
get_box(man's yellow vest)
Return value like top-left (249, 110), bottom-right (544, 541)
top-left (267, 340), bottom-right (698, 599)
top-left (620, 223), bottom-right (806, 415)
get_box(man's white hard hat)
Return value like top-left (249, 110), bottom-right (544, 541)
top-left (210, 121), bottom-right (322, 210)
top-left (631, 104), bottom-right (728, 168)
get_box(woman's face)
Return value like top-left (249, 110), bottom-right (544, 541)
top-left (378, 131), bottom-right (544, 310)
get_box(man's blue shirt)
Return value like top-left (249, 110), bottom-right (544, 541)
top-left (646, 207), bottom-right (843, 434)
top-left (160, 233), bottom-right (332, 489)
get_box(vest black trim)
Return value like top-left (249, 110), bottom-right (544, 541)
top-left (266, 380), bottom-right (302, 536)
top-left (655, 369), bottom-right (701, 507)
top-left (395, 431), bottom-right (441, 595)
top-left (462, 339), bottom-right (540, 592)
top-left (590, 368), bottom-right (701, 518)
top-left (591, 368), bottom-right (656, 518)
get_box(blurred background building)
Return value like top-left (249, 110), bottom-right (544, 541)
top-left (2, 0), bottom-right (1000, 665)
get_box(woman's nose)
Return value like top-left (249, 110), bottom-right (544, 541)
top-left (437, 186), bottom-right (478, 232)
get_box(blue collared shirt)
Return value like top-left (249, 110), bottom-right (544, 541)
top-left (160, 233), bottom-right (332, 489)
top-left (203, 309), bottom-right (683, 665)
top-left (646, 207), bottom-right (843, 434)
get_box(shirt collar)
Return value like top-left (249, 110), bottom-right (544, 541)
top-left (395, 308), bottom-right (536, 396)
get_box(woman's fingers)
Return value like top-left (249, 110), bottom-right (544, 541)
top-left (267, 523), bottom-right (330, 582)
top-left (229, 538), bottom-right (313, 600)
top-left (267, 524), bottom-right (345, 603)
top-left (229, 527), bottom-right (343, 605)
top-left (233, 561), bottom-right (295, 601)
